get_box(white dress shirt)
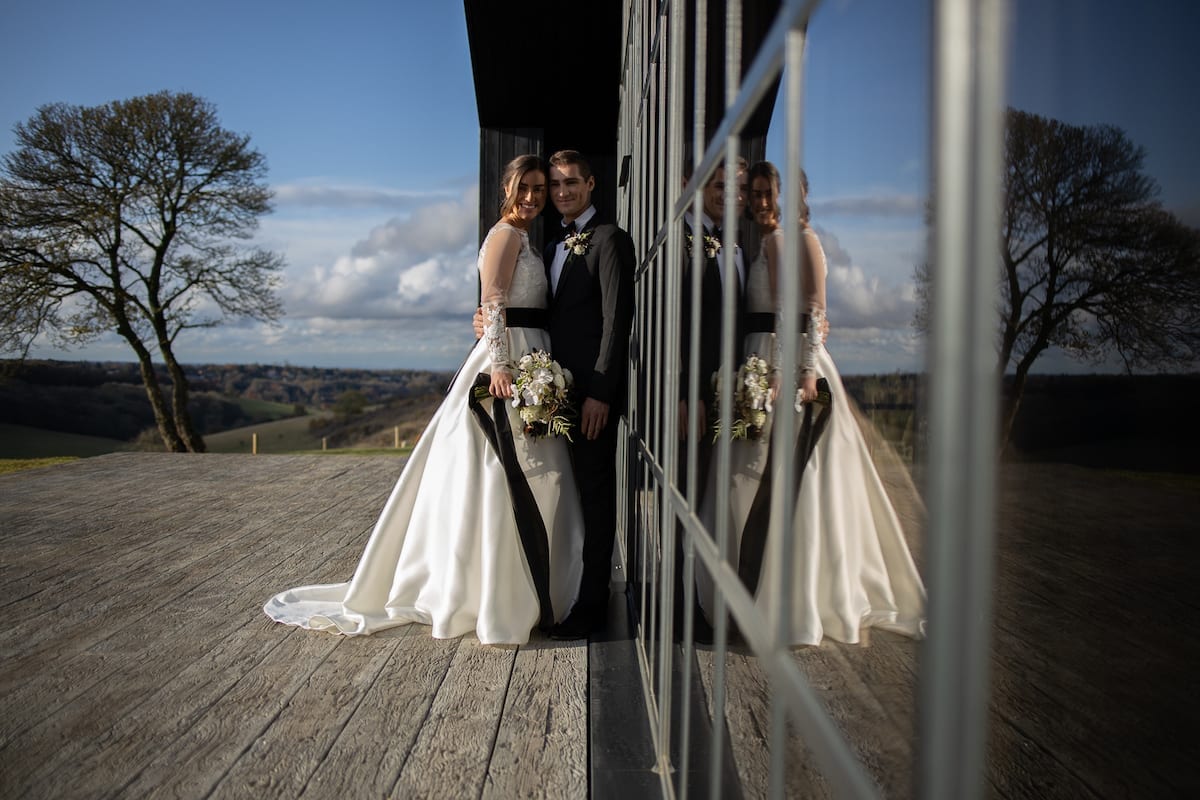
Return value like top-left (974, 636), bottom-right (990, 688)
top-left (550, 204), bottom-right (597, 295)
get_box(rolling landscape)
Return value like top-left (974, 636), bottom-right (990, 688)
top-left (2, 358), bottom-right (1196, 476)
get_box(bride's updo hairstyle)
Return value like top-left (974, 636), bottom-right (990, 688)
top-left (498, 154), bottom-right (548, 219)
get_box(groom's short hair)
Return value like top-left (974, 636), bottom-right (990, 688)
top-left (683, 154), bottom-right (749, 184)
top-left (549, 149), bottom-right (593, 181)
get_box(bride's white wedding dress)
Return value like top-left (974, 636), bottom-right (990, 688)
top-left (699, 227), bottom-right (925, 645)
top-left (264, 223), bottom-right (584, 645)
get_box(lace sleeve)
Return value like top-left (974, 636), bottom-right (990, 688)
top-left (482, 302), bottom-right (509, 369)
top-left (478, 225), bottom-right (523, 374)
top-left (800, 227), bottom-right (828, 375)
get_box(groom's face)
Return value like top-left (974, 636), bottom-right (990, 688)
top-left (549, 163), bottom-right (595, 222)
top-left (702, 165), bottom-right (748, 226)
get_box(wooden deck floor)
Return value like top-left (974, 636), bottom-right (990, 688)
top-left (690, 460), bottom-right (1199, 799)
top-left (0, 454), bottom-right (589, 799)
top-left (2, 453), bottom-right (1196, 799)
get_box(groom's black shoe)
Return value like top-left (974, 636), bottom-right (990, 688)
top-left (549, 605), bottom-right (606, 640)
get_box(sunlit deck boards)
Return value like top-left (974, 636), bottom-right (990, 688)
top-left (0, 454), bottom-right (587, 799)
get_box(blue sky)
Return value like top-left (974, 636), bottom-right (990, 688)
top-left (3, 0), bottom-right (1197, 374)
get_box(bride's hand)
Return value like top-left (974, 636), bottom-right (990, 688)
top-left (796, 373), bottom-right (818, 404)
top-left (490, 369), bottom-right (514, 399)
top-left (472, 307), bottom-right (485, 340)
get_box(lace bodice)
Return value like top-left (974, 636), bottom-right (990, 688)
top-left (746, 228), bottom-right (782, 313)
top-left (478, 223), bottom-right (548, 309)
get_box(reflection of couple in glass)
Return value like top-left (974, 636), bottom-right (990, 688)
top-left (689, 159), bottom-right (925, 645)
top-left (265, 151), bottom-right (634, 644)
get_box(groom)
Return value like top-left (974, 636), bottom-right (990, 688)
top-left (476, 150), bottom-right (636, 639)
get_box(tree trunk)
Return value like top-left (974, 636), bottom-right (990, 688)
top-left (158, 336), bottom-right (206, 453)
top-left (998, 360), bottom-right (1031, 455)
top-left (122, 333), bottom-right (186, 452)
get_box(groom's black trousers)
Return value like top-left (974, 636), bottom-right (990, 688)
top-left (569, 416), bottom-right (620, 617)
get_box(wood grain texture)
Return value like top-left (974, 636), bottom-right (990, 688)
top-left (693, 461), bottom-right (1199, 799)
top-left (0, 454), bottom-right (594, 800)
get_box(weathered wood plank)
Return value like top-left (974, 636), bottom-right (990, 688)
top-left (207, 633), bottom-right (407, 799)
top-left (296, 630), bottom-right (462, 799)
top-left (1, 532), bottom-right (387, 786)
top-left (0, 465), bottom-right (390, 738)
top-left (391, 636), bottom-right (517, 798)
top-left (113, 629), bottom-right (345, 800)
top-left (0, 454), bottom-right (401, 796)
top-left (483, 638), bottom-right (589, 799)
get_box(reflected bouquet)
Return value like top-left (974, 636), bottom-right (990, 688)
top-left (512, 349), bottom-right (575, 440)
top-left (712, 353), bottom-right (773, 441)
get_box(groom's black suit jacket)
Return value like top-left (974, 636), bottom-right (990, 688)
top-left (543, 215), bottom-right (636, 415)
top-left (680, 221), bottom-right (746, 405)
top-left (543, 211), bottom-right (635, 616)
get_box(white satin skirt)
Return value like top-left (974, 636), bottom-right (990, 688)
top-left (264, 328), bottom-right (584, 645)
top-left (698, 336), bottom-right (926, 645)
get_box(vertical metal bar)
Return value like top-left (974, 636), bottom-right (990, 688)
top-left (705, 1), bottom-right (743, 798)
top-left (919, 0), bottom-right (1007, 798)
top-left (651, 10), bottom-right (677, 779)
top-left (768, 16), bottom-right (808, 800)
top-left (666, 2), bottom-right (690, 796)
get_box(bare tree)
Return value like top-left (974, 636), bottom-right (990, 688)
top-left (0, 91), bottom-right (285, 451)
top-left (915, 108), bottom-right (1200, 448)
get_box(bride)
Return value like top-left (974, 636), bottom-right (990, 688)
top-left (699, 161), bottom-right (925, 645)
top-left (264, 155), bottom-right (584, 645)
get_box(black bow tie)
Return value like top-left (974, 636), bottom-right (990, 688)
top-left (558, 220), bottom-right (577, 242)
top-left (710, 225), bottom-right (722, 241)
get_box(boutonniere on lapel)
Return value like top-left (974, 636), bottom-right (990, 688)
top-left (563, 229), bottom-right (593, 256)
top-left (685, 233), bottom-right (722, 259)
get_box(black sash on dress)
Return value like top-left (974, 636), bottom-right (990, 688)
top-left (744, 312), bottom-right (775, 334)
top-left (504, 307), bottom-right (548, 330)
top-left (467, 372), bottom-right (555, 631)
top-left (737, 377), bottom-right (833, 596)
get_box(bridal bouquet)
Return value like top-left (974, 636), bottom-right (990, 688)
top-left (512, 349), bottom-right (575, 441)
top-left (712, 353), bottom-right (773, 441)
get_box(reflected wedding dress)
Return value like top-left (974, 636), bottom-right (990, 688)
top-left (699, 227), bottom-right (926, 645)
top-left (264, 223), bottom-right (584, 645)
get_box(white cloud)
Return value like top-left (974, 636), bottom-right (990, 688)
top-left (814, 226), bottom-right (918, 329)
top-left (811, 193), bottom-right (925, 217)
top-left (276, 185), bottom-right (481, 323)
top-left (272, 183), bottom-right (458, 211)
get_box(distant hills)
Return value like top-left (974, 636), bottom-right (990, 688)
top-left (0, 359), bottom-right (454, 451)
top-left (2, 359), bottom-right (1195, 472)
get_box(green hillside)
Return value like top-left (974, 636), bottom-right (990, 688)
top-left (0, 423), bottom-right (129, 458)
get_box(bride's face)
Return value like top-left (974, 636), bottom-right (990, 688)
top-left (751, 175), bottom-right (778, 228)
top-left (507, 169), bottom-right (547, 226)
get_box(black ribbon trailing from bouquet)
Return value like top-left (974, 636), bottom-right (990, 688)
top-left (467, 372), bottom-right (555, 631)
top-left (737, 377), bottom-right (833, 597)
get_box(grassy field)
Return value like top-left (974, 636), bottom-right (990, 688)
top-left (0, 423), bottom-right (130, 459)
top-left (203, 414), bottom-right (329, 454)
top-left (202, 414), bottom-right (413, 456)
top-left (0, 456), bottom-right (79, 475)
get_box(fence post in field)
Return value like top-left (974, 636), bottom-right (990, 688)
top-left (252, 433), bottom-right (258, 455)
top-left (394, 426), bottom-right (400, 449)
top-left (322, 437), bottom-right (327, 451)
